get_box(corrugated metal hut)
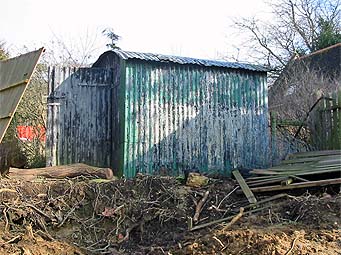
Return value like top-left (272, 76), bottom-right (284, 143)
top-left (47, 50), bottom-right (269, 178)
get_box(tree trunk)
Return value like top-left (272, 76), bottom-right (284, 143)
top-left (9, 163), bottom-right (114, 180)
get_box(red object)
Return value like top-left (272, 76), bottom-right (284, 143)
top-left (17, 126), bottom-right (46, 142)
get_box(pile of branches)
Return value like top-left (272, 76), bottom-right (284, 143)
top-left (0, 175), bottom-right (191, 254)
top-left (1, 174), bottom-right (338, 254)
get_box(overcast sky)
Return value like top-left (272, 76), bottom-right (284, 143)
top-left (1, 0), bottom-right (273, 63)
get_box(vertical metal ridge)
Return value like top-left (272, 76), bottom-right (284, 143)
top-left (121, 62), bottom-right (269, 177)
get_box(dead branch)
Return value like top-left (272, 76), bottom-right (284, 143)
top-left (0, 188), bottom-right (17, 194)
top-left (3, 208), bottom-right (9, 232)
top-left (193, 190), bottom-right (209, 222)
top-left (25, 203), bottom-right (53, 221)
top-left (284, 236), bottom-right (299, 255)
top-left (212, 236), bottom-right (225, 249)
top-left (217, 186), bottom-right (238, 209)
top-left (218, 207), bottom-right (244, 233)
top-left (190, 204), bottom-right (272, 231)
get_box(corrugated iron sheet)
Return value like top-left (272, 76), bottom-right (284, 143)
top-left (47, 50), bottom-right (269, 178)
top-left (122, 62), bottom-right (269, 178)
top-left (0, 48), bottom-right (44, 143)
top-left (112, 50), bottom-right (268, 72)
top-left (46, 67), bottom-right (116, 168)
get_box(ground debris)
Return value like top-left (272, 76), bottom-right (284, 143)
top-left (0, 174), bottom-right (339, 254)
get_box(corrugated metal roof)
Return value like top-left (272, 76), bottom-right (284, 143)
top-left (112, 50), bottom-right (268, 72)
top-left (0, 48), bottom-right (44, 143)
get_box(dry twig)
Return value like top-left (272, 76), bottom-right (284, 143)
top-left (193, 190), bottom-right (209, 222)
top-left (219, 207), bottom-right (244, 233)
top-left (212, 236), bottom-right (225, 249)
top-left (217, 186), bottom-right (238, 209)
top-left (284, 236), bottom-right (299, 255)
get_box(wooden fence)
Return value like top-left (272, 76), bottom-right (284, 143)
top-left (310, 90), bottom-right (341, 150)
top-left (270, 89), bottom-right (341, 164)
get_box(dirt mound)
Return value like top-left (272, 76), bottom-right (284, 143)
top-left (183, 228), bottom-right (340, 255)
top-left (0, 175), bottom-right (340, 254)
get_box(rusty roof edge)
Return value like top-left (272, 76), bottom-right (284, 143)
top-left (99, 50), bottom-right (269, 72)
top-left (298, 42), bottom-right (341, 61)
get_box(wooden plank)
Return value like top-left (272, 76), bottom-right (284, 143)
top-left (288, 150), bottom-right (341, 159)
top-left (248, 177), bottom-right (288, 187)
top-left (248, 175), bottom-right (309, 187)
top-left (281, 155), bottom-right (339, 165)
top-left (290, 175), bottom-right (309, 182)
top-left (246, 175), bottom-right (282, 181)
top-left (270, 111), bottom-right (277, 165)
top-left (329, 90), bottom-right (341, 149)
top-left (325, 95), bottom-right (332, 149)
top-left (251, 167), bottom-right (341, 177)
top-left (320, 99), bottom-right (327, 150)
top-left (330, 92), bottom-right (336, 149)
top-left (335, 89), bottom-right (341, 148)
top-left (246, 176), bottom-right (287, 184)
top-left (316, 109), bottom-right (323, 149)
top-left (255, 163), bottom-right (314, 172)
top-left (232, 170), bottom-right (257, 204)
top-left (316, 158), bottom-right (341, 165)
top-left (270, 162), bottom-right (314, 170)
top-left (250, 178), bottom-right (341, 193)
top-left (252, 162), bottom-right (340, 173)
top-left (0, 80), bottom-right (28, 92)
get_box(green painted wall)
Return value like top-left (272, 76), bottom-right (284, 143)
top-left (121, 61), bottom-right (269, 178)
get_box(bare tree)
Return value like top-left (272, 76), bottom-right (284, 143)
top-left (232, 0), bottom-right (340, 73)
top-left (269, 63), bottom-right (340, 120)
top-left (45, 28), bottom-right (106, 67)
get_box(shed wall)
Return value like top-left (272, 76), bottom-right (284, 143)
top-left (46, 67), bottom-right (117, 168)
top-left (122, 61), bottom-right (269, 178)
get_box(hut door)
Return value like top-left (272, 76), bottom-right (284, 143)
top-left (46, 67), bottom-right (114, 168)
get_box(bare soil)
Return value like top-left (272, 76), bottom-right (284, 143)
top-left (0, 175), bottom-right (340, 255)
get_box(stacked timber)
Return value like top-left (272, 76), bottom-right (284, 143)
top-left (246, 150), bottom-right (341, 193)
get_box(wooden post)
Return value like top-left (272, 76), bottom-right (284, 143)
top-left (270, 112), bottom-right (277, 166)
top-left (324, 95), bottom-right (333, 150)
top-left (330, 91), bottom-right (337, 149)
top-left (335, 89), bottom-right (341, 149)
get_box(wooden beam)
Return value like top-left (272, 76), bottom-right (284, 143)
top-left (250, 178), bottom-right (341, 193)
top-left (251, 167), bottom-right (341, 177)
top-left (248, 177), bottom-right (289, 187)
top-left (0, 114), bottom-right (11, 120)
top-left (9, 163), bottom-right (114, 180)
top-left (288, 150), bottom-right (341, 159)
top-left (0, 80), bottom-right (29, 92)
top-left (281, 155), bottom-right (339, 165)
top-left (232, 170), bottom-right (257, 204)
